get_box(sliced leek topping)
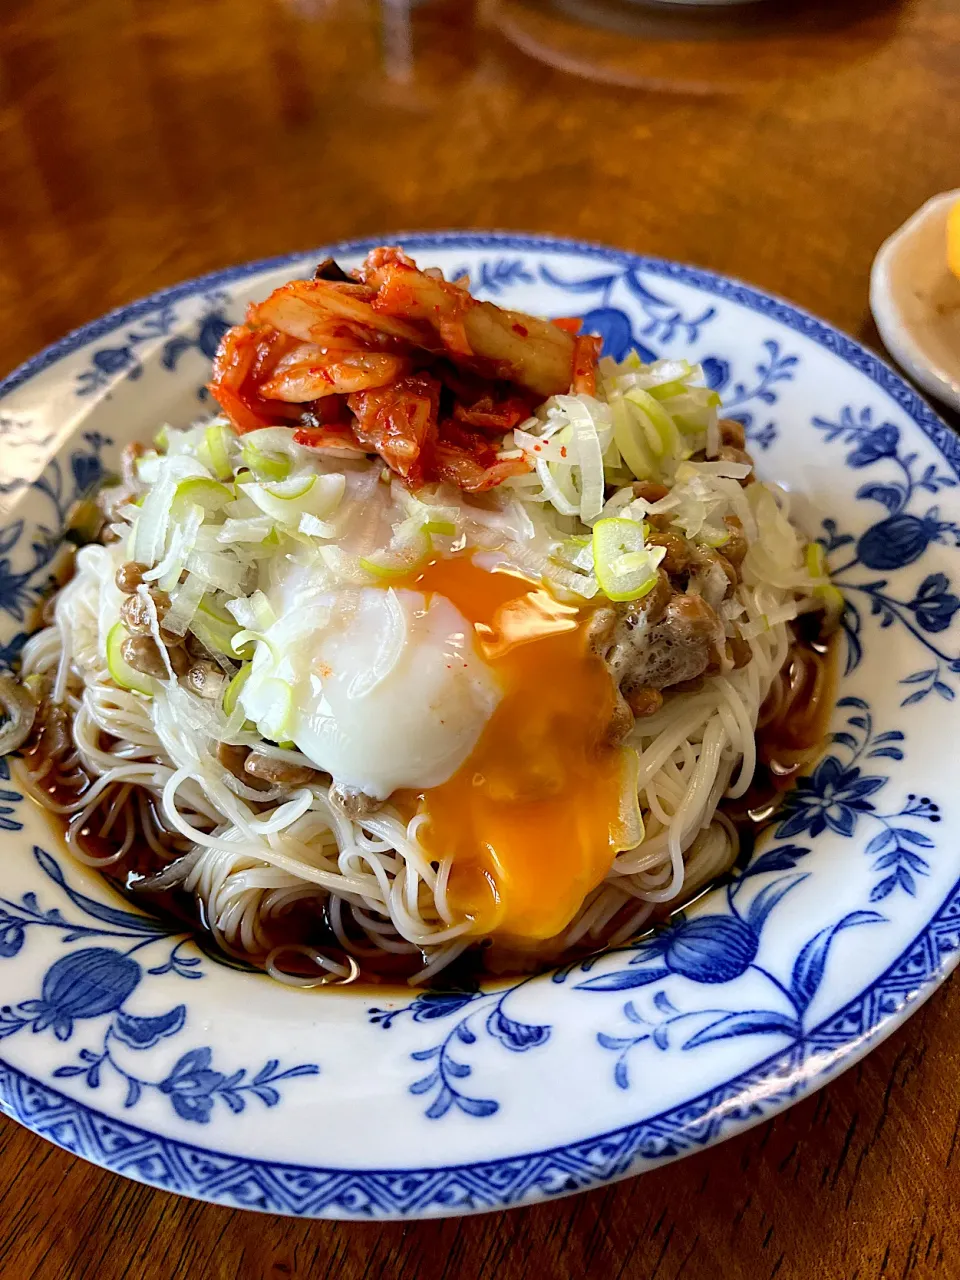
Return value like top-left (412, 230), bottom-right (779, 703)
top-left (360, 531), bottom-right (431, 581)
top-left (174, 476), bottom-right (234, 511)
top-left (200, 422), bottom-right (237, 481)
top-left (245, 473), bottom-right (346, 526)
top-left (189, 594), bottom-right (249, 659)
top-left (592, 517), bottom-right (666, 603)
top-left (241, 439), bottom-right (293, 482)
top-left (106, 623), bottom-right (155, 696)
top-left (222, 662), bottom-right (251, 716)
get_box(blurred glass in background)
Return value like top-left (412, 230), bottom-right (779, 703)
top-left (286, 0), bottom-right (905, 98)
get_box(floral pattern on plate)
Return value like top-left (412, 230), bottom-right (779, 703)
top-left (0, 233), bottom-right (957, 1218)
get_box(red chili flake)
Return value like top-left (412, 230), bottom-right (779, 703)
top-left (534, 444), bottom-right (542, 452)
top-left (560, 445), bottom-right (568, 458)
top-left (512, 323), bottom-right (529, 337)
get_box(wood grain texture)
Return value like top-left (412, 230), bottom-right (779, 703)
top-left (0, 0), bottom-right (959, 1275)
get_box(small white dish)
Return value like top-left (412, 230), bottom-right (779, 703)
top-left (871, 190), bottom-right (960, 413)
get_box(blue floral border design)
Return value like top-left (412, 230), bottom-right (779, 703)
top-left (0, 233), bottom-right (957, 1217)
top-left (368, 699), bottom-right (939, 1119)
top-left (0, 868), bottom-right (957, 1217)
top-left (0, 432), bottom-right (111, 668)
top-left (0, 846), bottom-right (319, 1125)
top-left (808, 406), bottom-right (960, 703)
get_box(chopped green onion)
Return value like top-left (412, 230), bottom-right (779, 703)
top-left (646, 379), bottom-right (689, 402)
top-left (360, 530), bottom-right (431, 580)
top-left (299, 512), bottom-right (338, 539)
top-left (545, 563), bottom-right (599, 599)
top-left (360, 549), bottom-right (424, 581)
top-left (173, 477), bottom-right (234, 511)
top-left (805, 542), bottom-right (845, 626)
top-left (699, 525), bottom-right (731, 549)
top-left (551, 535), bottom-right (594, 574)
top-left (189, 594), bottom-right (249, 659)
top-left (106, 623), bottom-right (155, 696)
top-left (592, 517), bottom-right (666, 602)
top-left (222, 663), bottom-right (251, 716)
top-left (625, 388), bottom-right (685, 456)
top-left (136, 452), bottom-right (162, 485)
top-left (199, 423), bottom-right (236, 481)
top-left (245, 473), bottom-right (345, 526)
top-left (609, 393), bottom-right (657, 482)
top-left (241, 440), bottom-right (292, 482)
top-left (805, 542), bottom-right (827, 579)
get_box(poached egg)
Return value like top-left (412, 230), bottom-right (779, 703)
top-left (242, 582), bottom-right (501, 798)
top-left (240, 553), bottom-right (641, 941)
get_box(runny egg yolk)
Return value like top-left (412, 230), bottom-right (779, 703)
top-left (404, 556), bottom-right (638, 943)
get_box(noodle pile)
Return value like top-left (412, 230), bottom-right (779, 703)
top-left (19, 513), bottom-right (809, 985)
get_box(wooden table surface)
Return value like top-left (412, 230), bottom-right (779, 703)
top-left (1, 0), bottom-right (959, 1275)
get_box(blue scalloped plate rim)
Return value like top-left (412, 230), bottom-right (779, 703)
top-left (1, 869), bottom-right (958, 1217)
top-left (0, 231), bottom-right (958, 1219)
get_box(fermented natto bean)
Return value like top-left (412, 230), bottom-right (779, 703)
top-left (185, 661), bottom-right (225, 700)
top-left (632, 481), bottom-right (669, 504)
top-left (119, 589), bottom-right (172, 635)
top-left (0, 676), bottom-right (37, 754)
top-left (186, 632), bottom-right (211, 659)
top-left (722, 516), bottom-right (748, 568)
top-left (216, 743), bottom-right (276, 794)
top-left (727, 633), bottom-right (753, 669)
top-left (120, 635), bottom-right (166, 679)
top-left (718, 418), bottom-right (747, 450)
top-left (626, 686), bottom-right (663, 717)
top-left (647, 529), bottom-right (693, 576)
top-left (115, 562), bottom-right (147, 594)
top-left (120, 636), bottom-right (188, 679)
top-left (329, 783), bottom-right (382, 820)
top-left (168, 645), bottom-right (190, 676)
top-left (244, 752), bottom-right (319, 787)
top-left (217, 742), bottom-right (251, 779)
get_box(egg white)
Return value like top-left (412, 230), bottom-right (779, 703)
top-left (240, 569), bottom-right (502, 799)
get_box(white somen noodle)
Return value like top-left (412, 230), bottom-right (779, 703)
top-left (20, 542), bottom-right (798, 985)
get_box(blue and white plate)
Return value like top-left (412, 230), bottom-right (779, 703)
top-left (1, 233), bottom-right (959, 1220)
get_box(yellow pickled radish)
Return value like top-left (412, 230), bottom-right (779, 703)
top-left (948, 198), bottom-right (960, 282)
